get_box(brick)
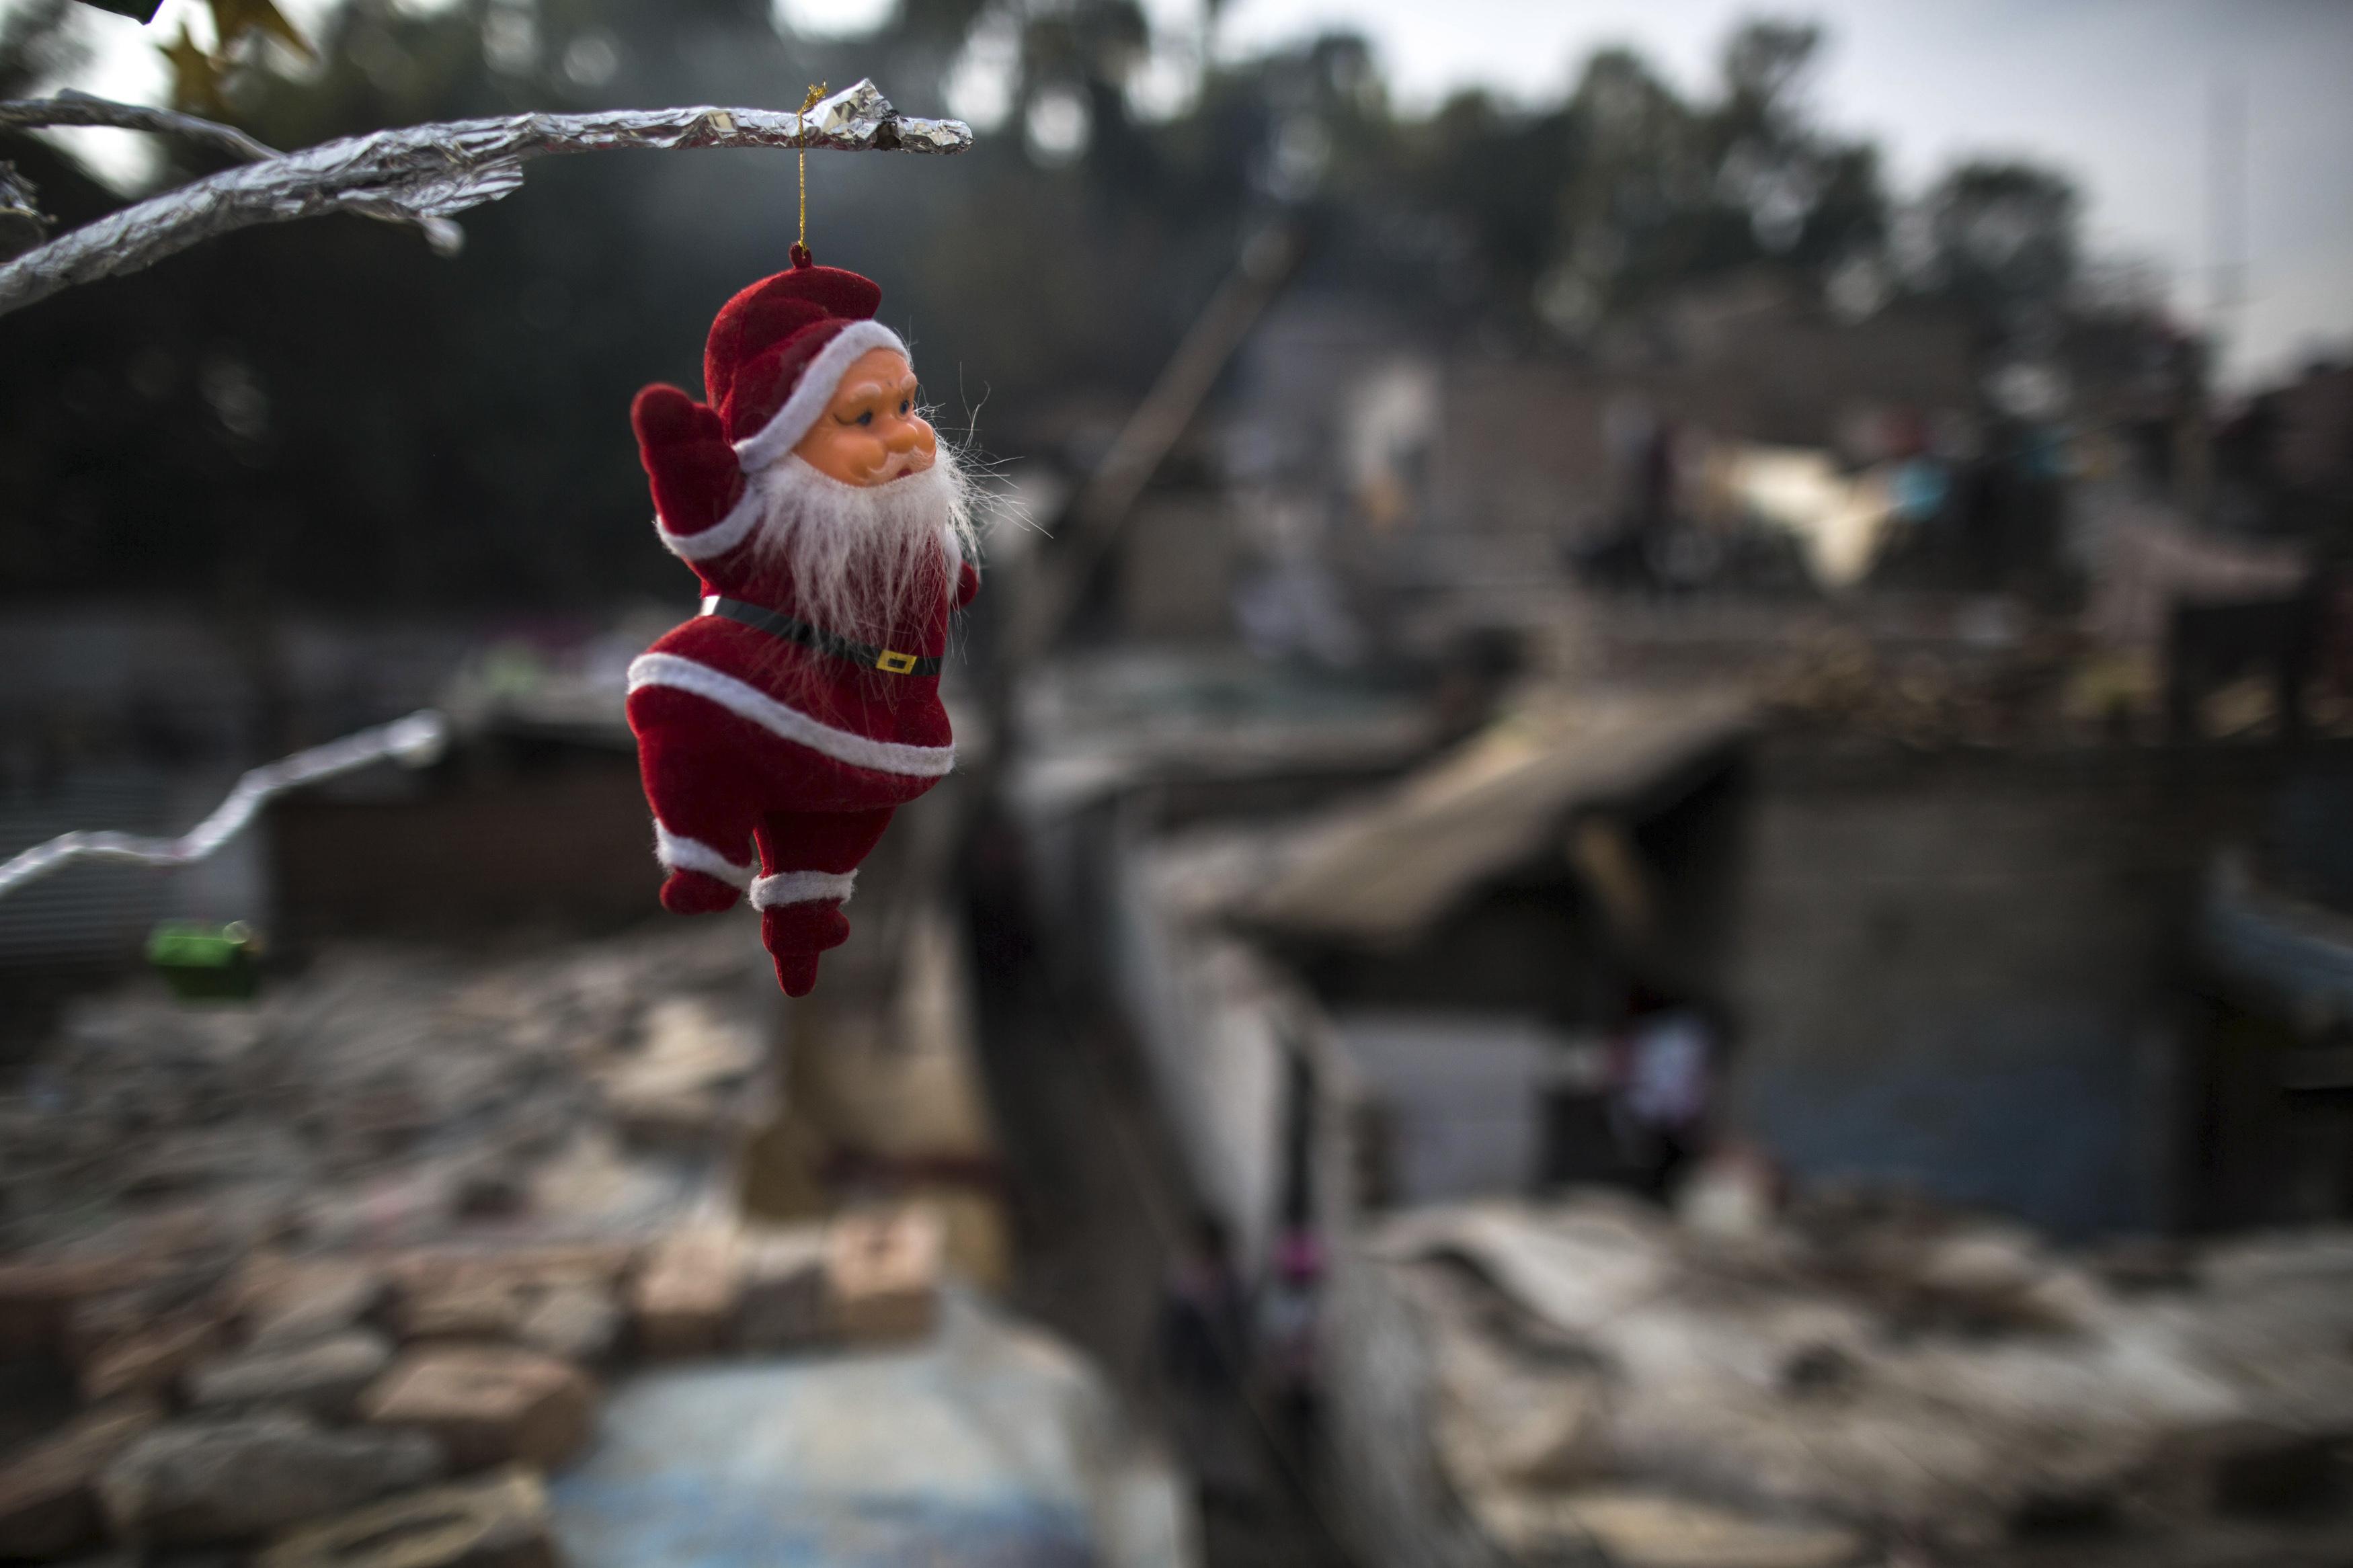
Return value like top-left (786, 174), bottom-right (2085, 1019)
top-left (65, 1260), bottom-right (237, 1372)
top-left (2137, 1420), bottom-right (2344, 1518)
top-left (359, 1348), bottom-right (595, 1473)
top-left (61, 1293), bottom-right (151, 1370)
top-left (393, 1276), bottom-right (536, 1343)
top-left (0, 1256), bottom-right (164, 1356)
top-left (79, 1309), bottom-right (231, 1403)
top-left (383, 1247), bottom-right (632, 1298)
top-left (826, 1207), bottom-right (942, 1346)
top-left (97, 1415), bottom-right (442, 1546)
top-left (514, 1284), bottom-right (619, 1366)
top-left (599, 997), bottom-right (764, 1151)
top-left (234, 1257), bottom-right (386, 1349)
top-left (0, 1399), bottom-right (163, 1559)
top-left (186, 1332), bottom-right (394, 1422)
top-left (629, 1227), bottom-right (740, 1359)
top-left (1536, 1490), bottom-right (1864, 1568)
top-left (735, 1225), bottom-right (830, 1353)
top-left (255, 1469), bottom-right (555, 1568)
top-left (387, 1247), bottom-right (631, 1346)
top-left (67, 1206), bottom-right (251, 1271)
top-left (604, 1085), bottom-right (746, 1149)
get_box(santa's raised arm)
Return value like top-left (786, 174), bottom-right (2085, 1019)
top-left (626, 245), bottom-right (979, 995)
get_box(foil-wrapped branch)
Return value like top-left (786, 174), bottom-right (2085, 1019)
top-left (0, 79), bottom-right (971, 318)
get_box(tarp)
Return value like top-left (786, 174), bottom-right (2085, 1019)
top-left (1704, 442), bottom-right (1897, 589)
top-left (551, 1290), bottom-right (1192, 1568)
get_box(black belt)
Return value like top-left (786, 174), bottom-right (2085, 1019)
top-left (701, 596), bottom-right (940, 676)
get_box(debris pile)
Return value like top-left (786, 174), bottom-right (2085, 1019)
top-left (1756, 622), bottom-right (2086, 748)
top-left (1345, 1188), bottom-right (2353, 1565)
top-left (0, 925), bottom-right (782, 1259)
top-left (0, 925), bottom-right (950, 1563)
top-left (0, 1202), bottom-right (947, 1560)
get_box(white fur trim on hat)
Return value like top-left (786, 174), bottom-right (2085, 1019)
top-left (653, 823), bottom-right (755, 888)
top-left (750, 870), bottom-right (857, 908)
top-left (731, 319), bottom-right (909, 474)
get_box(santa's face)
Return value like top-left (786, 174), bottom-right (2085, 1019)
top-left (792, 348), bottom-right (938, 487)
top-left (742, 347), bottom-right (975, 645)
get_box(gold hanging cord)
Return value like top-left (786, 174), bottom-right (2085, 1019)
top-left (797, 81), bottom-right (828, 257)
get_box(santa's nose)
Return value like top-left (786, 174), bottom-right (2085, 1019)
top-left (883, 420), bottom-right (926, 452)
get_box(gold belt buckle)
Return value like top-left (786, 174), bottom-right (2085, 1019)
top-left (875, 649), bottom-right (919, 675)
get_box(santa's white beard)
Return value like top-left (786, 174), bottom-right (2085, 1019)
top-left (744, 444), bottom-right (978, 643)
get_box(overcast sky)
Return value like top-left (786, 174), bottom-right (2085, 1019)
top-left (1197, 0), bottom-right (2353, 388)
top-left (20, 0), bottom-right (2352, 387)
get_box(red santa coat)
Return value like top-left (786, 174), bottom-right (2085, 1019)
top-left (624, 254), bottom-right (973, 995)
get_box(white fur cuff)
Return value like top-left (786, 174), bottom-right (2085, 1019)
top-left (653, 823), bottom-right (754, 889)
top-left (652, 479), bottom-right (766, 563)
top-left (751, 870), bottom-right (857, 909)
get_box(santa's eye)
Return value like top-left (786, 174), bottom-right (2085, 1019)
top-left (856, 411), bottom-right (873, 426)
top-left (898, 399), bottom-right (910, 415)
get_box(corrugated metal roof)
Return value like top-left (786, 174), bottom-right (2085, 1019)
top-left (1241, 688), bottom-right (1753, 946)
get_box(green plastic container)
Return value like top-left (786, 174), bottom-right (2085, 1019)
top-left (147, 920), bottom-right (264, 1001)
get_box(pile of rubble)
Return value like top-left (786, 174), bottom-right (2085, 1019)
top-left (0, 925), bottom-right (785, 1259)
top-left (0, 1199), bottom-right (945, 1561)
top-left (1334, 1188), bottom-right (2353, 1567)
top-left (1753, 620), bottom-right (2090, 750)
top-left (0, 923), bottom-right (953, 1563)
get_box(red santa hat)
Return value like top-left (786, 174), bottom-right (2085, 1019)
top-left (704, 245), bottom-right (910, 474)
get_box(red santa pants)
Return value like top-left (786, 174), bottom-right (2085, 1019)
top-left (629, 682), bottom-right (947, 993)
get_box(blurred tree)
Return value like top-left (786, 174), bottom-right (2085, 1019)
top-left (1917, 158), bottom-right (2080, 344)
top-left (1707, 22), bottom-right (1883, 279)
top-left (1386, 20), bottom-right (1890, 342)
top-left (0, 4), bottom-right (2097, 616)
top-left (0, 0), bottom-right (83, 98)
top-left (1553, 25), bottom-right (1886, 329)
top-left (159, 22), bottom-right (227, 112)
top-left (206, 0), bottom-right (307, 56)
top-left (155, 0), bottom-right (311, 112)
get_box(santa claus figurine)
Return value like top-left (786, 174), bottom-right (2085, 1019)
top-left (625, 245), bottom-right (978, 995)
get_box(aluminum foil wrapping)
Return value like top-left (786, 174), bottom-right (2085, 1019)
top-left (0, 79), bottom-right (971, 317)
top-left (0, 87), bottom-right (465, 255)
top-left (0, 87), bottom-right (278, 163)
top-left (0, 160), bottom-right (44, 234)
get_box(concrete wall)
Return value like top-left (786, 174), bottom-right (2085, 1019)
top-left (1725, 743), bottom-right (2270, 1237)
top-left (272, 737), bottom-right (660, 940)
top-left (1421, 304), bottom-right (1976, 567)
top-left (1105, 813), bottom-right (1291, 1276)
top-left (1117, 497), bottom-right (1241, 644)
top-left (1427, 362), bottom-right (1616, 553)
top-left (1320, 1248), bottom-right (1511, 1568)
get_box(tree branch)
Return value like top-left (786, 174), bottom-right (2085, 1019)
top-left (0, 79), bottom-right (971, 318)
top-left (1, 87), bottom-right (465, 255)
top-left (0, 86), bottom-right (278, 162)
top-left (0, 159), bottom-right (44, 240)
